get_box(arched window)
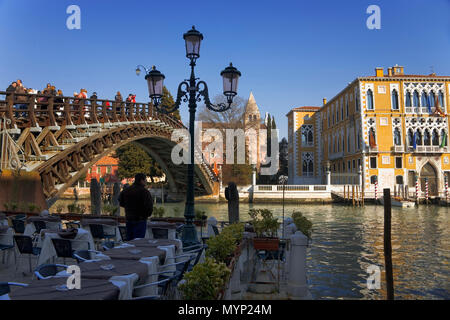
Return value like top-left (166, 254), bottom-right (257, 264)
top-left (342, 136), bottom-right (345, 153)
top-left (394, 128), bottom-right (402, 146)
top-left (413, 90), bottom-right (420, 107)
top-left (429, 91), bottom-right (435, 107)
top-left (302, 153), bottom-right (314, 176)
top-left (396, 176), bottom-right (404, 185)
top-left (432, 129), bottom-right (439, 146)
top-left (438, 91), bottom-right (445, 108)
top-left (369, 127), bottom-right (377, 147)
top-left (416, 129), bottom-right (423, 146)
top-left (441, 129), bottom-right (447, 147)
top-left (341, 103), bottom-right (344, 120)
top-left (424, 129), bottom-right (431, 146)
top-left (355, 92), bottom-right (360, 111)
top-left (347, 135), bottom-right (350, 152)
top-left (370, 175), bottom-right (378, 184)
top-left (367, 89), bottom-right (374, 110)
top-left (357, 132), bottom-right (361, 150)
top-left (346, 101), bottom-right (349, 117)
top-left (405, 91), bottom-right (412, 107)
top-left (307, 131), bottom-right (313, 145)
top-left (421, 92), bottom-right (428, 108)
top-left (408, 129), bottom-right (414, 146)
top-left (391, 89), bottom-right (399, 110)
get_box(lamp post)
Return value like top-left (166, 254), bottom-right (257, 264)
top-left (136, 26), bottom-right (241, 247)
top-left (279, 175), bottom-right (288, 239)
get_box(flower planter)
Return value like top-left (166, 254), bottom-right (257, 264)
top-left (253, 237), bottom-right (280, 251)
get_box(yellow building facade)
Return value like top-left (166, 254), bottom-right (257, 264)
top-left (287, 66), bottom-right (450, 196)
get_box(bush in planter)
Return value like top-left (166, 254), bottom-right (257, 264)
top-left (56, 205), bottom-right (64, 214)
top-left (221, 223), bottom-right (244, 244)
top-left (206, 232), bottom-right (236, 264)
top-left (153, 207), bottom-right (165, 218)
top-left (102, 203), bottom-right (119, 216)
top-left (179, 257), bottom-right (230, 300)
top-left (292, 211), bottom-right (313, 239)
top-left (248, 209), bottom-right (279, 238)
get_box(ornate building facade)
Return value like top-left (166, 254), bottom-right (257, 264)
top-left (287, 66), bottom-right (450, 195)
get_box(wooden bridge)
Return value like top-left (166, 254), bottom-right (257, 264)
top-left (0, 91), bottom-right (218, 206)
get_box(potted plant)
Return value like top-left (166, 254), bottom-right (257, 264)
top-left (292, 211), bottom-right (313, 240)
top-left (248, 209), bottom-right (279, 251)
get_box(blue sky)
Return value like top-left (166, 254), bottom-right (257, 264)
top-left (1, 0), bottom-right (449, 139)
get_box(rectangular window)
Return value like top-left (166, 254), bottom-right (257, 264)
top-left (107, 166), bottom-right (112, 174)
top-left (395, 157), bottom-right (403, 169)
top-left (358, 159), bottom-right (361, 169)
top-left (353, 160), bottom-right (356, 170)
top-left (370, 157), bottom-right (377, 169)
top-left (97, 167), bottom-right (101, 174)
top-left (408, 171), bottom-right (415, 186)
top-left (348, 161), bottom-right (351, 171)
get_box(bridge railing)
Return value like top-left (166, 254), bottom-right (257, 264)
top-left (0, 91), bottom-right (185, 131)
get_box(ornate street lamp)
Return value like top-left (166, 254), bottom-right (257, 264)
top-left (278, 175), bottom-right (288, 239)
top-left (137, 26), bottom-right (241, 247)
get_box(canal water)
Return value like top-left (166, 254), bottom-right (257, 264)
top-left (52, 200), bottom-right (449, 300)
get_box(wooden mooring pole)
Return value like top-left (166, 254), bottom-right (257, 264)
top-left (383, 188), bottom-right (395, 300)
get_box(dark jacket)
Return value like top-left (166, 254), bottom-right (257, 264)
top-left (119, 183), bottom-right (153, 221)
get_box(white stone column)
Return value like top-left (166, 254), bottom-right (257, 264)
top-left (358, 165), bottom-right (363, 188)
top-left (326, 170), bottom-right (331, 186)
top-left (287, 231), bottom-right (309, 298)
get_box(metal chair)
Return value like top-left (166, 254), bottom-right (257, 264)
top-left (211, 225), bottom-right (220, 236)
top-left (0, 282), bottom-right (29, 300)
top-left (51, 238), bottom-right (75, 264)
top-left (89, 224), bottom-right (116, 249)
top-left (33, 220), bottom-right (47, 234)
top-left (166, 245), bottom-right (206, 272)
top-left (118, 226), bottom-right (127, 242)
top-left (102, 241), bottom-right (115, 251)
top-left (13, 235), bottom-right (41, 273)
top-left (11, 219), bottom-right (25, 234)
top-left (72, 249), bottom-right (103, 263)
top-left (151, 228), bottom-right (168, 239)
top-left (34, 264), bottom-right (68, 280)
top-left (175, 224), bottom-right (184, 239)
top-left (131, 278), bottom-right (172, 300)
top-left (65, 221), bottom-right (80, 229)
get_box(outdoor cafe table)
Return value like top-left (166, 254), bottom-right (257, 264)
top-left (8, 277), bottom-right (123, 300)
top-left (24, 216), bottom-right (62, 236)
top-left (103, 247), bottom-right (166, 265)
top-left (0, 226), bottom-right (13, 251)
top-left (36, 228), bottom-right (95, 266)
top-left (145, 221), bottom-right (177, 240)
top-left (126, 238), bottom-right (183, 253)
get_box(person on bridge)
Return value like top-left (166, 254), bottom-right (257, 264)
top-left (119, 173), bottom-right (153, 240)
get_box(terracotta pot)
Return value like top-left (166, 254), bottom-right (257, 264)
top-left (253, 237), bottom-right (280, 251)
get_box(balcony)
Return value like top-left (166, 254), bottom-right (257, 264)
top-left (366, 146), bottom-right (378, 153)
top-left (393, 145), bottom-right (404, 153)
top-left (406, 145), bottom-right (449, 153)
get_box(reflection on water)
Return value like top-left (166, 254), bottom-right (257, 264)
top-left (53, 200), bottom-right (449, 300)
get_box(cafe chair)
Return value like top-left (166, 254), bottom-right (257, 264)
top-left (118, 226), bottom-right (127, 242)
top-left (33, 221), bottom-right (47, 234)
top-left (65, 221), bottom-right (80, 230)
top-left (175, 224), bottom-right (184, 239)
top-left (166, 244), bottom-right (206, 272)
top-left (102, 241), bottom-right (115, 251)
top-left (151, 228), bottom-right (169, 239)
top-left (13, 235), bottom-right (41, 273)
top-left (89, 224), bottom-right (117, 249)
top-left (73, 249), bottom-right (106, 263)
top-left (11, 219), bottom-right (25, 234)
top-left (131, 278), bottom-right (172, 300)
top-left (51, 238), bottom-right (77, 265)
top-left (34, 264), bottom-right (69, 280)
top-left (0, 282), bottom-right (29, 300)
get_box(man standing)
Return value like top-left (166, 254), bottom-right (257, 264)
top-left (119, 173), bottom-right (153, 240)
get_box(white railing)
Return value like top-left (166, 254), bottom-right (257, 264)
top-left (407, 145), bottom-right (448, 153)
top-left (254, 185), bottom-right (330, 192)
top-left (394, 145), bottom-right (404, 153)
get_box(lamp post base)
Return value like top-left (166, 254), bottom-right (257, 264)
top-left (182, 223), bottom-right (200, 248)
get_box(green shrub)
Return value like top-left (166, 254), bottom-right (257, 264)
top-left (102, 203), bottom-right (118, 216)
top-left (172, 207), bottom-right (181, 216)
top-left (179, 257), bottom-right (231, 300)
top-left (292, 211), bottom-right (313, 239)
top-left (221, 223), bottom-right (244, 244)
top-left (248, 209), bottom-right (279, 238)
top-left (56, 205), bottom-right (64, 214)
top-left (206, 232), bottom-right (236, 263)
top-left (195, 209), bottom-right (207, 221)
top-left (153, 206), bottom-right (165, 218)
top-left (27, 203), bottom-right (41, 213)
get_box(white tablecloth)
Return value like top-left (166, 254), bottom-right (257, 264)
top-left (0, 228), bottom-right (14, 246)
top-left (24, 221), bottom-right (62, 236)
top-left (37, 228), bottom-right (95, 266)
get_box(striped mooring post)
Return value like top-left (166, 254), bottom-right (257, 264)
top-left (445, 176), bottom-right (449, 204)
top-left (415, 176), bottom-right (419, 204)
top-left (425, 178), bottom-right (429, 204)
top-left (374, 179), bottom-right (378, 203)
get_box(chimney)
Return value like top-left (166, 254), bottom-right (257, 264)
top-left (323, 98), bottom-right (327, 105)
top-left (375, 67), bottom-right (384, 77)
top-left (388, 68), bottom-right (393, 76)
